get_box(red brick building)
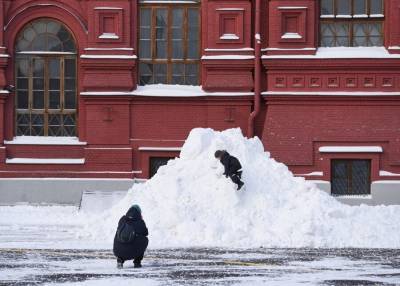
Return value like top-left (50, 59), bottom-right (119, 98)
top-left (0, 0), bottom-right (400, 204)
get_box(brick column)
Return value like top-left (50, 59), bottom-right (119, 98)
top-left (387, 0), bottom-right (400, 54)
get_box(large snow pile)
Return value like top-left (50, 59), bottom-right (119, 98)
top-left (82, 128), bottom-right (400, 248)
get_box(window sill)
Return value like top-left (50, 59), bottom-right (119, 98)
top-left (5, 158), bottom-right (85, 165)
top-left (4, 136), bottom-right (87, 146)
top-left (319, 146), bottom-right (383, 153)
top-left (332, 194), bottom-right (372, 199)
top-left (263, 47), bottom-right (400, 59)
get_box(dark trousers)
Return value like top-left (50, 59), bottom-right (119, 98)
top-left (229, 171), bottom-right (244, 189)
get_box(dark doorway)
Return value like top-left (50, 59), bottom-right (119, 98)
top-left (331, 159), bottom-right (371, 196)
top-left (149, 157), bottom-right (174, 178)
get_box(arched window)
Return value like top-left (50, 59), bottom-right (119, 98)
top-left (15, 19), bottom-right (77, 137)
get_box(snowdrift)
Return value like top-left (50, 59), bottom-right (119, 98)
top-left (82, 128), bottom-right (400, 248)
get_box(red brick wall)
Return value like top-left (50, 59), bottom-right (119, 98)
top-left (130, 97), bottom-right (252, 140)
top-left (0, 0), bottom-right (400, 182)
top-left (262, 96), bottom-right (400, 181)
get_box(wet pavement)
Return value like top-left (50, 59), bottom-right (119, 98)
top-left (1, 248), bottom-right (400, 285)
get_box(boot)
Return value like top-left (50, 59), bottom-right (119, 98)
top-left (134, 257), bottom-right (143, 268)
top-left (117, 258), bottom-right (124, 269)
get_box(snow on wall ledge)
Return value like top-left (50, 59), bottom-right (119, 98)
top-left (82, 128), bottom-right (400, 248)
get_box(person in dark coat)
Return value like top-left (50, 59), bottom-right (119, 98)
top-left (113, 205), bottom-right (149, 269)
top-left (215, 150), bottom-right (244, 190)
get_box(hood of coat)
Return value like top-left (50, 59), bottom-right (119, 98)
top-left (220, 151), bottom-right (229, 161)
top-left (126, 206), bottom-right (142, 220)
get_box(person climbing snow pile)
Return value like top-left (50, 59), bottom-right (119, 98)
top-left (113, 204), bottom-right (149, 269)
top-left (215, 150), bottom-right (244, 190)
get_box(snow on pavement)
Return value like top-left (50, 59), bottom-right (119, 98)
top-left (1, 248), bottom-right (400, 286)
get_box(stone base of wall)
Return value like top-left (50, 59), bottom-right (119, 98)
top-left (310, 180), bottom-right (400, 206)
top-left (0, 178), bottom-right (134, 206)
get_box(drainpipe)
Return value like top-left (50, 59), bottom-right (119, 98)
top-left (247, 0), bottom-right (261, 138)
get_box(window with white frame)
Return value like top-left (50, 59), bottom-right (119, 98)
top-left (320, 0), bottom-right (384, 47)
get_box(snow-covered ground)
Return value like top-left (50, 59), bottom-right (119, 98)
top-left (1, 205), bottom-right (400, 285)
top-left (1, 245), bottom-right (400, 285)
top-left (2, 128), bottom-right (400, 284)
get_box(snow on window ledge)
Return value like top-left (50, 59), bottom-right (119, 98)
top-left (201, 55), bottom-right (255, 60)
top-left (220, 34), bottom-right (240, 40)
top-left (370, 14), bottom-right (384, 18)
top-left (295, 171), bottom-right (323, 177)
top-left (379, 170), bottom-right (400, 177)
top-left (335, 14), bottom-right (352, 18)
top-left (317, 47), bottom-right (395, 58)
top-left (6, 158), bottom-right (85, 165)
top-left (334, 194), bottom-right (372, 199)
top-left (4, 136), bottom-right (87, 146)
top-left (98, 33), bottom-right (119, 40)
top-left (281, 32), bottom-right (302, 39)
top-left (263, 47), bottom-right (400, 59)
top-left (138, 147), bottom-right (182, 152)
top-left (81, 84), bottom-right (254, 97)
top-left (320, 15), bottom-right (335, 18)
top-left (319, 146), bottom-right (383, 153)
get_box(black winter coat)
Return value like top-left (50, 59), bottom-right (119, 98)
top-left (113, 207), bottom-right (149, 260)
top-left (220, 152), bottom-right (242, 177)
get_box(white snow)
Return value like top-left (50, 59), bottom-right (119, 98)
top-left (316, 47), bottom-right (395, 58)
top-left (138, 147), bottom-right (182, 151)
top-left (4, 136), bottom-right (87, 145)
top-left (216, 8), bottom-right (244, 11)
top-left (140, 0), bottom-right (198, 3)
top-left (5, 158), bottom-right (85, 164)
top-left (220, 34), bottom-right (240, 40)
top-left (98, 33), bottom-right (119, 39)
top-left (263, 47), bottom-right (400, 59)
top-left (202, 55), bottom-right (255, 60)
top-left (85, 48), bottom-right (134, 51)
top-left (281, 33), bottom-right (302, 39)
top-left (80, 55), bottom-right (137, 59)
top-left (262, 47), bottom-right (316, 51)
top-left (94, 7), bottom-right (123, 10)
top-left (263, 91), bottom-right (400, 96)
top-left (17, 51), bottom-right (75, 55)
top-left (295, 171), bottom-right (323, 177)
top-left (205, 48), bottom-right (254, 51)
top-left (43, 279), bottom-right (161, 286)
top-left (80, 128), bottom-right (400, 248)
top-left (336, 15), bottom-right (352, 18)
top-left (277, 6), bottom-right (307, 10)
top-left (370, 14), bottom-right (384, 18)
top-left (81, 84), bottom-right (254, 97)
top-left (379, 170), bottom-right (400, 177)
top-left (319, 146), bottom-right (383, 153)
